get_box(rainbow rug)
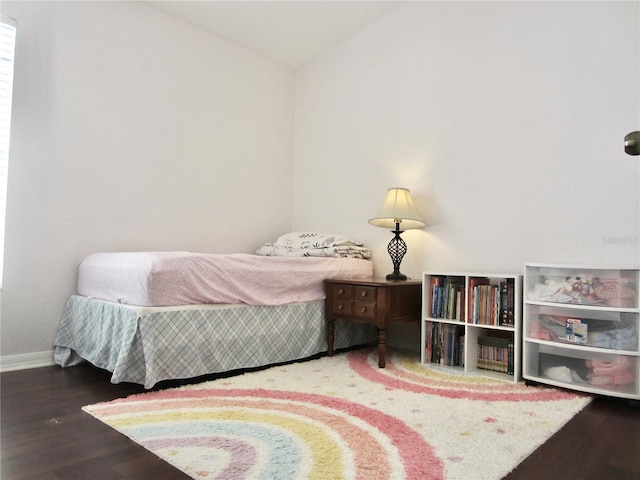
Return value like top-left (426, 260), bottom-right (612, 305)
top-left (83, 348), bottom-right (592, 480)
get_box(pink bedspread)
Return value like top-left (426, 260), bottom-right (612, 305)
top-left (77, 252), bottom-right (373, 307)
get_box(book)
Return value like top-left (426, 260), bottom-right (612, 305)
top-left (430, 276), bottom-right (444, 318)
top-left (468, 277), bottom-right (490, 324)
top-left (500, 278), bottom-right (515, 327)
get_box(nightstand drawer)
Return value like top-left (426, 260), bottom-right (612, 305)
top-left (355, 286), bottom-right (376, 301)
top-left (354, 301), bottom-right (376, 319)
top-left (333, 284), bottom-right (354, 299)
top-left (332, 300), bottom-right (353, 315)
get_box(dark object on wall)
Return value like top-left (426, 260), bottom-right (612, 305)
top-left (624, 131), bottom-right (640, 155)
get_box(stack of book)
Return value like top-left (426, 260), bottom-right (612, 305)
top-left (425, 321), bottom-right (465, 367)
top-left (430, 276), bottom-right (465, 321)
top-left (477, 336), bottom-right (514, 374)
top-left (468, 278), bottom-right (516, 326)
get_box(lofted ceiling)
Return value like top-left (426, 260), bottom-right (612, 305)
top-left (144, 1), bottom-right (405, 70)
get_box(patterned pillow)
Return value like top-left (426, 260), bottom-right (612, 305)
top-left (267, 232), bottom-right (362, 250)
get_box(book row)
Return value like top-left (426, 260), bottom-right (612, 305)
top-left (430, 276), bottom-right (465, 321)
top-left (477, 335), bottom-right (515, 374)
top-left (469, 277), bottom-right (516, 327)
top-left (429, 276), bottom-right (516, 327)
top-left (424, 322), bottom-right (464, 366)
top-left (424, 322), bottom-right (515, 374)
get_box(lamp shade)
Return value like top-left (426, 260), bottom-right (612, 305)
top-left (369, 187), bottom-right (425, 230)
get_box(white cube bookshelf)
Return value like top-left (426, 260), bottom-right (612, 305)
top-left (421, 271), bottom-right (523, 383)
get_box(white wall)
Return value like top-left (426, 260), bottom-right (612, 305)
top-left (1, 1), bottom-right (295, 360)
top-left (2, 1), bottom-right (639, 364)
top-left (294, 1), bottom-right (640, 281)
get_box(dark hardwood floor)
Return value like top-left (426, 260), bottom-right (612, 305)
top-left (2, 362), bottom-right (639, 480)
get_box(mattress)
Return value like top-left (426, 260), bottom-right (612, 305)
top-left (77, 252), bottom-right (373, 307)
top-left (54, 295), bottom-right (376, 388)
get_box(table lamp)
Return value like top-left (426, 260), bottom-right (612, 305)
top-left (369, 187), bottom-right (425, 280)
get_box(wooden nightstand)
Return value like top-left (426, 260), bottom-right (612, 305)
top-left (324, 278), bottom-right (422, 368)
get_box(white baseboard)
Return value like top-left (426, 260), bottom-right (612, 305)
top-left (0, 350), bottom-right (56, 372)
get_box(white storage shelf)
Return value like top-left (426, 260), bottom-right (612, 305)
top-left (421, 272), bottom-right (523, 383)
top-left (523, 264), bottom-right (640, 399)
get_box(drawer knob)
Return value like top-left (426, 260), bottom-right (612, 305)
top-left (361, 307), bottom-right (367, 313)
top-left (361, 291), bottom-right (367, 297)
top-left (338, 288), bottom-right (344, 294)
top-left (337, 304), bottom-right (343, 310)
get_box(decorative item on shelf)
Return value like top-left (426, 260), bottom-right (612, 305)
top-left (369, 187), bottom-right (425, 280)
top-left (624, 131), bottom-right (640, 155)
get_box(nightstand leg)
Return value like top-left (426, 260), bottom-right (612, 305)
top-left (327, 318), bottom-right (335, 357)
top-left (377, 328), bottom-right (386, 368)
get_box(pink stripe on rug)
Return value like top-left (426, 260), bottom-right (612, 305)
top-left (348, 349), bottom-right (585, 402)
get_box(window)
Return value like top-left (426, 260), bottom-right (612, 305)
top-left (0, 16), bottom-right (16, 286)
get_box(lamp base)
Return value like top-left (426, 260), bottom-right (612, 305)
top-left (386, 225), bottom-right (409, 281)
top-left (386, 272), bottom-right (407, 281)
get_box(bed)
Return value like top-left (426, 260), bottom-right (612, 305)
top-left (54, 233), bottom-right (377, 388)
